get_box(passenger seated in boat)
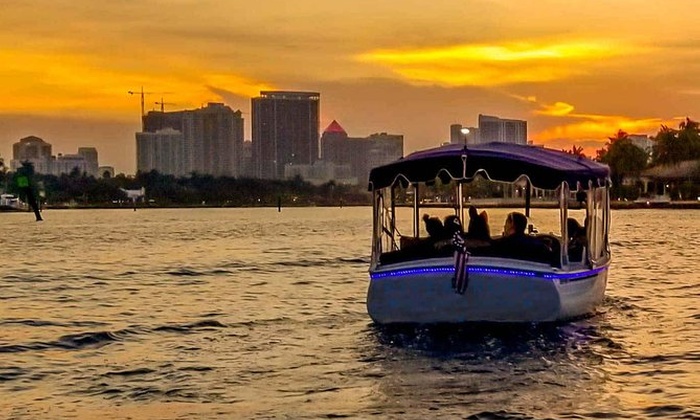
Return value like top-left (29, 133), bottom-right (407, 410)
top-left (397, 214), bottom-right (446, 252)
top-left (443, 214), bottom-right (463, 238)
top-left (489, 212), bottom-right (554, 264)
top-left (422, 213), bottom-right (445, 239)
top-left (429, 214), bottom-right (464, 252)
top-left (466, 206), bottom-right (491, 242)
top-left (567, 217), bottom-right (587, 262)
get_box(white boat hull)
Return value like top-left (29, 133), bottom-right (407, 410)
top-left (367, 257), bottom-right (608, 324)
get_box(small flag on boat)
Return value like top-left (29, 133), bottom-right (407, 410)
top-left (452, 232), bottom-right (470, 294)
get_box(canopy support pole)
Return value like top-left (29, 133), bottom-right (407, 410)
top-left (525, 179), bottom-right (532, 217)
top-left (390, 185), bottom-right (397, 250)
top-left (560, 182), bottom-right (569, 267)
top-left (413, 183), bottom-right (420, 238)
top-left (457, 182), bottom-right (464, 224)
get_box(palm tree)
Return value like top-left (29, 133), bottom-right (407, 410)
top-left (596, 130), bottom-right (629, 161)
top-left (596, 129), bottom-right (647, 199)
top-left (652, 118), bottom-right (700, 165)
top-left (564, 145), bottom-right (586, 158)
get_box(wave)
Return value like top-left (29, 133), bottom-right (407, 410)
top-left (0, 318), bottom-right (108, 328)
top-left (269, 256), bottom-right (370, 268)
top-left (104, 367), bottom-right (156, 377)
top-left (464, 411), bottom-right (537, 419)
top-left (0, 328), bottom-right (138, 353)
top-left (153, 319), bottom-right (227, 333)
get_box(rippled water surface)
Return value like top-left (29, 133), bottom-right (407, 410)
top-left (1, 208), bottom-right (698, 419)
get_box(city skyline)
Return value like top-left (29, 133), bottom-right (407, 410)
top-left (1, 1), bottom-right (699, 173)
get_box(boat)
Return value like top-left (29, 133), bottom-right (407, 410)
top-left (367, 142), bottom-right (612, 324)
top-left (0, 193), bottom-right (27, 212)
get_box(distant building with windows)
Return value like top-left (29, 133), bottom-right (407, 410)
top-left (11, 136), bottom-right (53, 174)
top-left (53, 153), bottom-right (91, 176)
top-left (141, 102), bottom-right (244, 176)
top-left (136, 128), bottom-right (185, 176)
top-left (478, 114), bottom-right (527, 144)
top-left (78, 147), bottom-right (99, 176)
top-left (252, 91), bottom-right (320, 179)
top-left (320, 120), bottom-right (403, 185)
top-left (240, 141), bottom-right (254, 178)
top-left (449, 124), bottom-right (480, 145)
top-left (11, 136), bottom-right (99, 176)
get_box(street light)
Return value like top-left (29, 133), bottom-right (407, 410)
top-left (460, 127), bottom-right (470, 145)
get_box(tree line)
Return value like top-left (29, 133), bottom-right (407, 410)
top-left (2, 118), bottom-right (699, 207)
top-left (571, 118), bottom-right (700, 200)
top-left (0, 163), bottom-right (372, 207)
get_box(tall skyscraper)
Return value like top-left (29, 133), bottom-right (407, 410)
top-left (252, 91), bottom-right (320, 179)
top-left (141, 103), bottom-right (244, 176)
top-left (478, 114), bottom-right (527, 144)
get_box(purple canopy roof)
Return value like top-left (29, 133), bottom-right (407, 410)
top-left (368, 142), bottom-right (610, 191)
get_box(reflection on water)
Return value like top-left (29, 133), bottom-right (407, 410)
top-left (0, 208), bottom-right (698, 419)
top-left (361, 315), bottom-right (623, 418)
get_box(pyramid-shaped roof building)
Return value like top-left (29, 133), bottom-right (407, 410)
top-left (323, 120), bottom-right (347, 135)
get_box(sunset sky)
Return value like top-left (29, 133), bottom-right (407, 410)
top-left (1, 0), bottom-right (699, 173)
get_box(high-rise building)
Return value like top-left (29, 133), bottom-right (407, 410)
top-left (321, 120), bottom-right (403, 185)
top-left (141, 103), bottom-right (244, 176)
top-left (449, 124), bottom-right (480, 145)
top-left (136, 128), bottom-right (185, 176)
top-left (11, 136), bottom-right (53, 173)
top-left (240, 141), bottom-right (254, 178)
top-left (363, 133), bottom-right (404, 182)
top-left (78, 147), bottom-right (99, 177)
top-left (252, 91), bottom-right (320, 179)
top-left (320, 120), bottom-right (349, 163)
top-left (478, 114), bottom-right (527, 144)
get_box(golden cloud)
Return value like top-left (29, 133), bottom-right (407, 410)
top-left (535, 101), bottom-right (576, 117)
top-left (358, 40), bottom-right (630, 86)
top-left (203, 74), bottom-right (274, 99)
top-left (0, 48), bottom-right (270, 118)
top-left (533, 115), bottom-right (673, 143)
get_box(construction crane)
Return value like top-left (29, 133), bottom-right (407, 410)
top-left (128, 86), bottom-right (153, 118)
top-left (128, 87), bottom-right (172, 129)
top-left (154, 98), bottom-right (176, 113)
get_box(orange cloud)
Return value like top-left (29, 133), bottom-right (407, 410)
top-left (358, 39), bottom-right (636, 87)
top-left (531, 113), bottom-right (677, 157)
top-left (535, 101), bottom-right (576, 117)
top-left (0, 48), bottom-right (271, 118)
top-left (510, 95), bottom-right (676, 154)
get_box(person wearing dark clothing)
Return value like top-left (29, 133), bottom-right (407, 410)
top-left (466, 206), bottom-right (490, 241)
top-left (16, 174), bottom-right (42, 222)
top-left (422, 213), bottom-right (444, 238)
top-left (567, 217), bottom-right (586, 262)
top-left (491, 212), bottom-right (552, 264)
top-left (443, 214), bottom-right (463, 238)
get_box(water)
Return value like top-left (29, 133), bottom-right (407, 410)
top-left (1, 208), bottom-right (698, 419)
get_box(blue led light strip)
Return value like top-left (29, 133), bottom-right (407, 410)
top-left (370, 265), bottom-right (606, 282)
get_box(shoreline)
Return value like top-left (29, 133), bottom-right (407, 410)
top-left (3, 201), bottom-right (700, 211)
